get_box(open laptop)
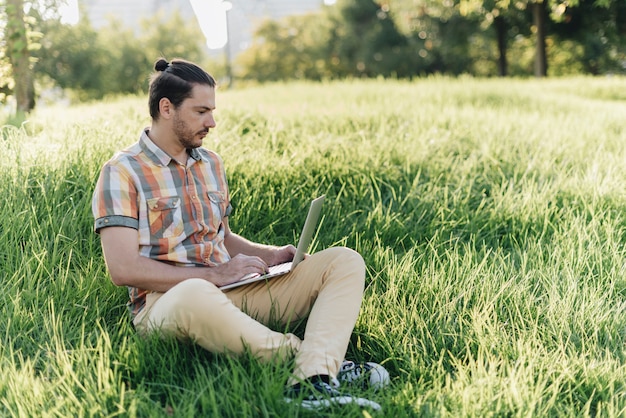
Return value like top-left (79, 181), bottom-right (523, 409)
top-left (219, 195), bottom-right (325, 290)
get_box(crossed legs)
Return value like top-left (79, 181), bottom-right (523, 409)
top-left (134, 247), bottom-right (366, 382)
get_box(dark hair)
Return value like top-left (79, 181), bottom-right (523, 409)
top-left (148, 58), bottom-right (216, 120)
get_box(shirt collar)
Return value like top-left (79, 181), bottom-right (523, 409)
top-left (188, 147), bottom-right (202, 162)
top-left (139, 129), bottom-right (202, 166)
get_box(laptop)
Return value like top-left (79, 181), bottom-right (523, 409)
top-left (219, 195), bottom-right (325, 290)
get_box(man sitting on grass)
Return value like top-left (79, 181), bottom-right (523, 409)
top-left (91, 57), bottom-right (388, 410)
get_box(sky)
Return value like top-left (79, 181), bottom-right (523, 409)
top-left (59, 0), bottom-right (79, 25)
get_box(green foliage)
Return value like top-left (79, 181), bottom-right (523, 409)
top-left (2, 78), bottom-right (626, 415)
top-left (3, 0), bottom-right (37, 112)
top-left (416, 13), bottom-right (481, 75)
top-left (330, 0), bottom-right (413, 77)
top-left (238, 0), bottom-right (416, 81)
top-left (97, 21), bottom-right (151, 95)
top-left (386, 0), bottom-right (626, 77)
top-left (138, 10), bottom-right (207, 69)
top-left (236, 14), bottom-right (335, 82)
top-left (0, 50), bottom-right (12, 102)
top-left (32, 10), bottom-right (207, 100)
top-left (34, 19), bottom-right (109, 99)
top-left (550, 0), bottom-right (626, 75)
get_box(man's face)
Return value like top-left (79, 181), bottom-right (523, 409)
top-left (172, 84), bottom-right (216, 150)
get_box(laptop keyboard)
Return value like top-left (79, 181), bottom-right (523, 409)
top-left (268, 262), bottom-right (291, 274)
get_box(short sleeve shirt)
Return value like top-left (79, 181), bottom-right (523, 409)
top-left (92, 130), bottom-right (232, 316)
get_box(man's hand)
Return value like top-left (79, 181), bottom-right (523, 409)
top-left (208, 253), bottom-right (269, 287)
top-left (268, 245), bottom-right (297, 266)
top-left (208, 245), bottom-right (297, 287)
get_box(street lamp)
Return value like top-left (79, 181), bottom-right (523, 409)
top-left (222, 1), bottom-right (233, 88)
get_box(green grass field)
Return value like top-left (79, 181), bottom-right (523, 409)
top-left (1, 76), bottom-right (626, 417)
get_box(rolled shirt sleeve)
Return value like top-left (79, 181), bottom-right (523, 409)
top-left (92, 159), bottom-right (139, 233)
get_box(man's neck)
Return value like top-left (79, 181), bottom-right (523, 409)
top-left (147, 125), bottom-right (187, 165)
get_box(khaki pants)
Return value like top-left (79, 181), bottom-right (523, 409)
top-left (133, 247), bottom-right (365, 383)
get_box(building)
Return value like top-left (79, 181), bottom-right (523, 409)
top-left (79, 0), bottom-right (326, 59)
top-left (80, 0), bottom-right (196, 29)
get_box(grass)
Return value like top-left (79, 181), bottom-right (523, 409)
top-left (1, 76), bottom-right (626, 417)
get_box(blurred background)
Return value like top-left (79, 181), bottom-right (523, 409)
top-left (1, 0), bottom-right (625, 114)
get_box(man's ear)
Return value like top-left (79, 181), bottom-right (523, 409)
top-left (159, 97), bottom-right (173, 119)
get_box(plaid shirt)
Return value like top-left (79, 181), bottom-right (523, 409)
top-left (92, 130), bottom-right (232, 317)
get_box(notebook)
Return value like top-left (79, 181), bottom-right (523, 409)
top-left (219, 195), bottom-right (325, 290)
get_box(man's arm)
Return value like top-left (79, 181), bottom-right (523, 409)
top-left (222, 217), bottom-right (296, 267)
top-left (99, 226), bottom-right (270, 290)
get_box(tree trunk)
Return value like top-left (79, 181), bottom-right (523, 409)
top-left (532, 1), bottom-right (548, 77)
top-left (5, 0), bottom-right (36, 113)
top-left (494, 15), bottom-right (508, 77)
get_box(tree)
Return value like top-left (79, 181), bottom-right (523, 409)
top-left (236, 14), bottom-right (335, 82)
top-left (95, 20), bottom-right (149, 95)
top-left (456, 0), bottom-right (528, 76)
top-left (1, 0), bottom-right (68, 111)
top-left (531, 1), bottom-right (548, 76)
top-left (385, 0), bottom-right (488, 75)
top-left (456, 0), bottom-right (538, 76)
top-left (139, 10), bottom-right (207, 68)
top-left (551, 0), bottom-right (626, 74)
top-left (458, 0), bottom-right (623, 77)
top-left (34, 17), bottom-right (110, 99)
top-left (540, 0), bottom-right (624, 75)
top-left (0, 15), bottom-right (12, 103)
top-left (34, 10), bottom-right (208, 100)
top-left (329, 0), bottom-right (413, 77)
top-left (237, 3), bottom-right (414, 82)
top-left (3, 0), bottom-right (36, 112)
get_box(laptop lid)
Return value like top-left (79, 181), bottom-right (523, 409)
top-left (291, 194), bottom-right (324, 267)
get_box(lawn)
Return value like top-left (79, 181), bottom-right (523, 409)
top-left (1, 76), bottom-right (626, 417)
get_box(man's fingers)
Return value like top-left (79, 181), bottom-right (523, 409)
top-left (234, 254), bottom-right (268, 274)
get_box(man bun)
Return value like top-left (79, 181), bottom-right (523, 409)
top-left (154, 58), bottom-right (169, 72)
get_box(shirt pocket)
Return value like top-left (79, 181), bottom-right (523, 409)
top-left (206, 191), bottom-right (227, 230)
top-left (146, 196), bottom-right (184, 239)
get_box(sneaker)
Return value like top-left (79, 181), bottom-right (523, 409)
top-left (337, 360), bottom-right (390, 390)
top-left (285, 377), bottom-right (381, 411)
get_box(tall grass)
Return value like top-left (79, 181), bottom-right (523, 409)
top-left (1, 76), bottom-right (626, 417)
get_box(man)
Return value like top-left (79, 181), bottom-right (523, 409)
top-left (92, 58), bottom-right (388, 410)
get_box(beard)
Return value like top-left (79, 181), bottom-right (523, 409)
top-left (173, 113), bottom-right (208, 150)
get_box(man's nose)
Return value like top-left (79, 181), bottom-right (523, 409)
top-left (206, 114), bottom-right (216, 128)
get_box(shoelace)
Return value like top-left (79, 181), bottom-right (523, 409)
top-left (307, 381), bottom-right (343, 399)
top-left (338, 361), bottom-right (362, 382)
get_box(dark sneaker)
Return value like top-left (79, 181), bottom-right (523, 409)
top-left (285, 378), bottom-right (381, 411)
top-left (337, 360), bottom-right (390, 390)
